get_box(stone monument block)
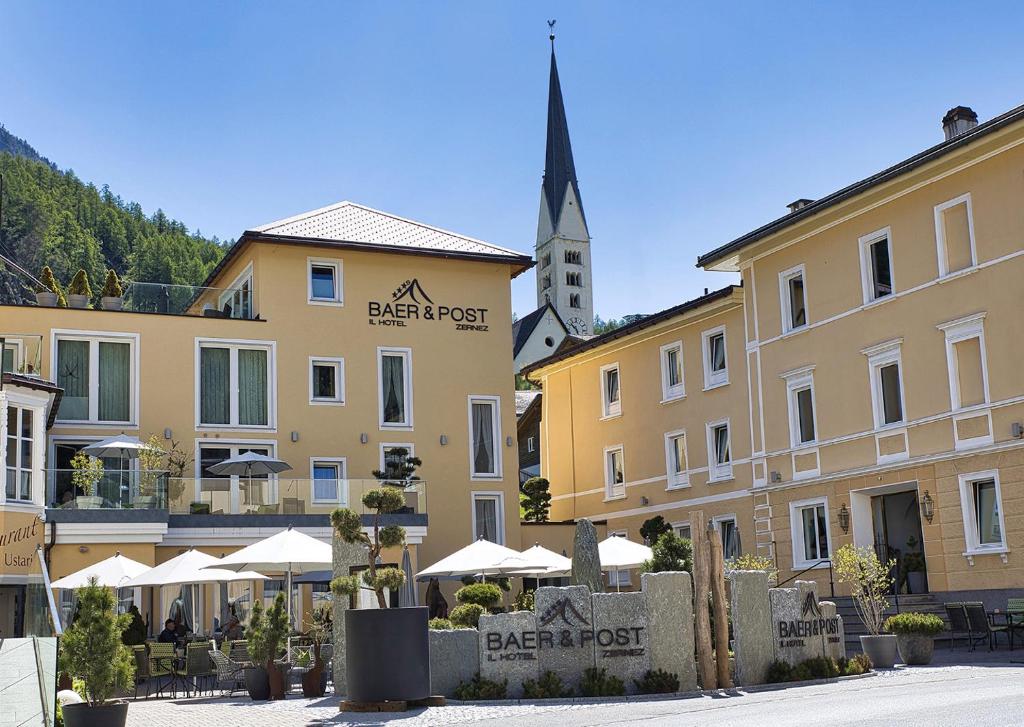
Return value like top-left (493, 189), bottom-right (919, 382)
top-left (535, 585), bottom-right (595, 692)
top-left (429, 629), bottom-right (480, 697)
top-left (331, 537), bottom-right (368, 696)
top-left (478, 611), bottom-right (539, 697)
top-left (591, 592), bottom-right (649, 694)
top-left (571, 519), bottom-right (603, 594)
top-left (818, 601), bottom-right (846, 661)
top-left (729, 570), bottom-right (775, 686)
top-left (770, 580), bottom-right (841, 667)
top-left (641, 571), bottom-right (697, 691)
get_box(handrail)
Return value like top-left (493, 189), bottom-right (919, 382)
top-left (777, 558), bottom-right (835, 597)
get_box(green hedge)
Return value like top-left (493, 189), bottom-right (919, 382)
top-left (883, 612), bottom-right (945, 636)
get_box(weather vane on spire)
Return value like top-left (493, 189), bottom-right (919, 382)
top-left (548, 19), bottom-right (556, 46)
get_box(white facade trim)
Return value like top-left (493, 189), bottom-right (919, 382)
top-left (934, 192), bottom-right (978, 278)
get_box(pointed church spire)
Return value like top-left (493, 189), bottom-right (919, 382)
top-left (542, 34), bottom-right (588, 236)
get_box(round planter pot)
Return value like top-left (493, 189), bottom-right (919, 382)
top-left (75, 496), bottom-right (104, 509)
top-left (346, 606), bottom-right (430, 703)
top-left (101, 296), bottom-right (124, 311)
top-left (301, 665), bottom-right (327, 698)
top-left (67, 294), bottom-right (90, 309)
top-left (895, 633), bottom-right (935, 665)
top-left (860, 634), bottom-right (899, 668)
top-left (906, 572), bottom-right (926, 595)
top-left (36, 291), bottom-right (58, 307)
top-left (62, 701), bottom-right (128, 727)
top-left (244, 666), bottom-right (271, 700)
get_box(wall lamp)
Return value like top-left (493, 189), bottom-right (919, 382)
top-left (439, 435), bottom-right (448, 446)
top-left (837, 503), bottom-right (850, 534)
top-left (921, 490), bottom-right (935, 524)
top-left (360, 433), bottom-right (368, 444)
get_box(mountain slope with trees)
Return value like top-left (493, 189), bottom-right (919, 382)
top-left (0, 123), bottom-right (228, 302)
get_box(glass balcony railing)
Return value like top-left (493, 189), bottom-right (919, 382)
top-left (1, 333), bottom-right (43, 377)
top-left (46, 469), bottom-right (169, 510)
top-left (121, 280), bottom-right (255, 319)
top-left (166, 478), bottom-right (428, 517)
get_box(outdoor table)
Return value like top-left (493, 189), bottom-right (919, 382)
top-left (988, 611), bottom-right (1020, 650)
top-left (152, 650), bottom-right (190, 698)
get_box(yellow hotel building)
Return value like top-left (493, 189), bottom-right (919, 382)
top-left (0, 201), bottom-right (531, 636)
top-left (528, 103), bottom-right (1024, 607)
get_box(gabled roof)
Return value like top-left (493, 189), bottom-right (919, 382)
top-left (515, 390), bottom-right (541, 417)
top-left (697, 101), bottom-right (1024, 270)
top-left (543, 49), bottom-right (587, 233)
top-left (512, 302), bottom-right (567, 358)
top-left (206, 201), bottom-right (534, 286)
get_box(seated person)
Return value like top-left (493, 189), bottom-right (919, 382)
top-left (223, 614), bottom-right (244, 641)
top-left (157, 619), bottom-right (178, 643)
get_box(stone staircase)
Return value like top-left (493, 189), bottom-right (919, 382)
top-left (831, 593), bottom-right (949, 653)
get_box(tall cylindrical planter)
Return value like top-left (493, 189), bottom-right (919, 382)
top-left (62, 701), bottom-right (128, 727)
top-left (345, 606), bottom-right (430, 703)
top-left (860, 634), bottom-right (898, 668)
top-left (895, 634), bottom-right (935, 665)
top-left (244, 666), bottom-right (271, 700)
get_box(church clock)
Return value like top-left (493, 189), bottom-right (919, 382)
top-left (566, 316), bottom-right (588, 335)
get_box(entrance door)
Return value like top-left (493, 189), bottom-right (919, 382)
top-left (869, 490), bottom-right (927, 594)
top-left (0, 586), bottom-right (22, 637)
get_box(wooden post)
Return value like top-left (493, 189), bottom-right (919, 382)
top-left (708, 523), bottom-right (733, 689)
top-left (691, 509), bottom-right (716, 690)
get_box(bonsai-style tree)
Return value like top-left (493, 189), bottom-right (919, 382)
top-left (101, 269), bottom-right (123, 298)
top-left (330, 489), bottom-right (407, 609)
top-left (834, 544), bottom-right (895, 636)
top-left (58, 577), bottom-right (134, 706)
top-left (372, 446), bottom-right (421, 486)
top-left (70, 451), bottom-right (104, 497)
top-left (247, 592), bottom-right (290, 699)
top-left (641, 531), bottom-right (693, 573)
top-left (68, 268), bottom-right (93, 298)
top-left (640, 515), bottom-right (672, 545)
top-left (521, 477), bottom-right (552, 522)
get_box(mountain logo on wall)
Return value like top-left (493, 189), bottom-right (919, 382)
top-left (392, 278), bottom-right (434, 305)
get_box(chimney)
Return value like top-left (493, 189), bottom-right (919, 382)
top-left (942, 106), bottom-right (978, 141)
top-left (787, 198), bottom-right (814, 214)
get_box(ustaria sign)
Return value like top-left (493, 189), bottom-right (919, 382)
top-left (368, 279), bottom-right (489, 332)
top-left (0, 510), bottom-right (43, 577)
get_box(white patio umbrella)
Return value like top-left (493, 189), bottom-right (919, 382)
top-left (51, 551), bottom-right (150, 590)
top-left (508, 543), bottom-right (573, 577)
top-left (598, 535), bottom-right (653, 592)
top-left (82, 435), bottom-right (164, 506)
top-left (416, 538), bottom-right (548, 580)
top-left (204, 527), bottom-right (331, 648)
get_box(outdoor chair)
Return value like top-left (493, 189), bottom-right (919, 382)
top-left (228, 640), bottom-right (251, 666)
top-left (1007, 598), bottom-right (1024, 646)
top-left (147, 642), bottom-right (178, 697)
top-left (209, 644), bottom-right (247, 696)
top-left (964, 601), bottom-right (1011, 651)
top-left (132, 645), bottom-right (150, 699)
top-left (944, 602), bottom-right (971, 649)
top-left (184, 642), bottom-right (215, 697)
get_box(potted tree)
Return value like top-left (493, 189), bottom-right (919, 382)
top-left (834, 544), bottom-right (897, 668)
top-left (902, 536), bottom-right (926, 594)
top-left (71, 451), bottom-right (105, 509)
top-left (244, 592), bottom-right (290, 700)
top-left (884, 612), bottom-right (944, 665)
top-left (100, 269), bottom-right (124, 311)
top-left (135, 435), bottom-right (166, 509)
top-left (67, 269), bottom-right (93, 308)
top-left (35, 265), bottom-right (63, 307)
top-left (58, 577), bottom-right (135, 727)
top-left (300, 603), bottom-right (332, 697)
top-left (330, 472), bottom-right (429, 703)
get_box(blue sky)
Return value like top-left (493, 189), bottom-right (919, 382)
top-left (3, 1), bottom-right (1023, 318)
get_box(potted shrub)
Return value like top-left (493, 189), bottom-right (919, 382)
top-left (100, 269), bottom-right (124, 311)
top-left (245, 592), bottom-right (290, 700)
top-left (67, 269), bottom-right (93, 308)
top-left (902, 536), bottom-right (926, 594)
top-left (58, 577), bottom-right (134, 727)
top-left (71, 451), bottom-right (105, 509)
top-left (330, 476), bottom-right (429, 702)
top-left (300, 603), bottom-right (332, 697)
top-left (834, 544), bottom-right (897, 668)
top-left (35, 265), bottom-right (63, 307)
top-left (884, 612), bottom-right (944, 665)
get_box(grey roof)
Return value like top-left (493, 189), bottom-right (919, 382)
top-left (698, 101), bottom-right (1024, 269)
top-left (543, 49), bottom-right (587, 231)
top-left (515, 390), bottom-right (541, 416)
top-left (512, 302), bottom-right (567, 358)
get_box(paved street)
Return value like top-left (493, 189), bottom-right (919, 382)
top-left (126, 664), bottom-right (1024, 726)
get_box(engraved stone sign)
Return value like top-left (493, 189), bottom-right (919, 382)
top-left (478, 611), bottom-right (540, 697)
top-left (535, 585), bottom-right (595, 692)
top-left (770, 580), bottom-right (842, 666)
top-left (591, 592), bottom-right (649, 693)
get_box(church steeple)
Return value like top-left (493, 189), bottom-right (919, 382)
top-left (535, 24), bottom-right (593, 336)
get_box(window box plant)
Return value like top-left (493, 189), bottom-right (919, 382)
top-left (883, 612), bottom-right (944, 665)
top-left (330, 458), bottom-right (429, 703)
top-left (58, 577), bottom-right (135, 727)
top-left (245, 592), bottom-right (290, 700)
top-left (100, 269), bottom-right (124, 311)
top-left (67, 269), bottom-right (93, 308)
top-left (834, 544), bottom-right (898, 668)
top-left (35, 265), bottom-right (64, 307)
top-left (71, 451), bottom-right (105, 509)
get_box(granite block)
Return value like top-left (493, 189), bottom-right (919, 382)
top-left (570, 519), bottom-right (603, 594)
top-left (591, 592), bottom-right (649, 694)
top-left (429, 629), bottom-right (480, 697)
top-left (535, 585), bottom-right (595, 692)
top-left (729, 570), bottom-right (775, 686)
top-left (641, 571), bottom-right (697, 691)
top-left (478, 611), bottom-right (539, 697)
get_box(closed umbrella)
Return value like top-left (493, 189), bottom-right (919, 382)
top-left (598, 536), bottom-right (653, 592)
top-left (83, 435), bottom-right (164, 506)
top-left (51, 551), bottom-right (150, 590)
top-left (416, 538), bottom-right (548, 580)
top-left (399, 547), bottom-right (417, 607)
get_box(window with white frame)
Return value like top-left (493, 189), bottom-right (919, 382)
top-left (600, 364), bottom-right (621, 417)
top-left (791, 498), bottom-right (830, 568)
top-left (713, 515), bottom-right (741, 559)
top-left (859, 228), bottom-right (894, 303)
top-left (5, 406), bottom-right (34, 501)
top-left (380, 444), bottom-right (416, 480)
top-left (664, 430), bottom-right (688, 489)
top-left (780, 265), bottom-right (807, 333)
top-left (604, 445), bottom-right (625, 498)
top-left (55, 333), bottom-right (137, 424)
top-left (938, 313), bottom-right (988, 410)
top-left (607, 531), bottom-right (631, 586)
top-left (707, 420), bottom-right (732, 481)
top-left (198, 340), bottom-right (273, 427)
top-left (378, 348), bottom-right (412, 429)
top-left (309, 357), bottom-right (345, 405)
top-left (218, 263), bottom-right (253, 319)
top-left (469, 396), bottom-right (501, 479)
top-left (660, 341), bottom-right (685, 401)
top-left (1, 340), bottom-right (21, 374)
top-left (783, 368), bottom-right (817, 447)
top-left (472, 492), bottom-right (505, 544)
top-left (308, 258), bottom-right (343, 305)
top-left (673, 522), bottom-right (691, 540)
top-left (527, 436), bottom-right (535, 453)
top-left (934, 194), bottom-right (976, 277)
top-left (958, 471), bottom-right (1006, 552)
top-left (864, 340), bottom-right (904, 428)
top-left (311, 458), bottom-right (346, 504)
top-left (702, 327), bottom-right (728, 388)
